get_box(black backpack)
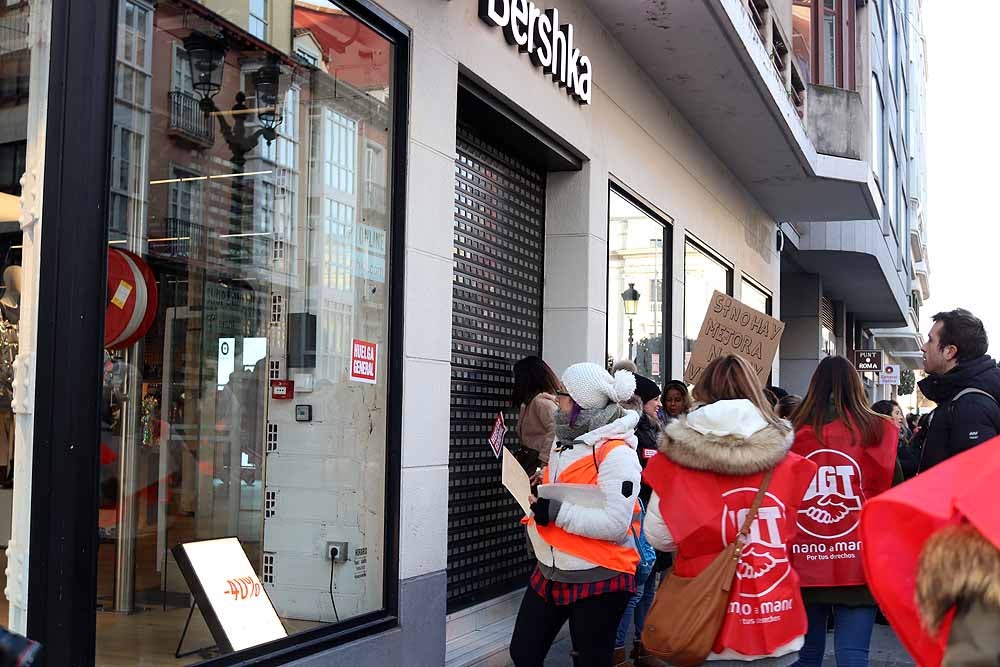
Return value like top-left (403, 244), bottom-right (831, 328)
top-left (918, 388), bottom-right (1000, 472)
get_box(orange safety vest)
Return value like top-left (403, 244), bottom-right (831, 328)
top-left (525, 439), bottom-right (640, 574)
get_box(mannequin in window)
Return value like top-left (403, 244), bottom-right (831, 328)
top-left (0, 265), bottom-right (20, 487)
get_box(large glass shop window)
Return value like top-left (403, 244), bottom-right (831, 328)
top-left (606, 188), bottom-right (667, 382)
top-left (0, 0), bottom-right (30, 617)
top-left (683, 241), bottom-right (732, 374)
top-left (97, 1), bottom-right (396, 662)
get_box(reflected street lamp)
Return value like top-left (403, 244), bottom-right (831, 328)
top-left (183, 32), bottom-right (291, 246)
top-left (621, 282), bottom-right (640, 360)
top-left (183, 33), bottom-right (290, 168)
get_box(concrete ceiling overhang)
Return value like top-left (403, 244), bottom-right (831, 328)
top-left (782, 248), bottom-right (907, 327)
top-left (584, 0), bottom-right (879, 223)
top-left (871, 328), bottom-right (924, 372)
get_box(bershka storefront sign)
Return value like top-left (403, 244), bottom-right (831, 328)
top-left (479, 0), bottom-right (593, 104)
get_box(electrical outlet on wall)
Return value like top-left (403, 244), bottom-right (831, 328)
top-left (326, 541), bottom-right (348, 563)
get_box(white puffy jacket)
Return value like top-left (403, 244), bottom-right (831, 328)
top-left (528, 410), bottom-right (642, 572)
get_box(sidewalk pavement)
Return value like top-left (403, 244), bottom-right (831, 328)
top-left (541, 624), bottom-right (914, 666)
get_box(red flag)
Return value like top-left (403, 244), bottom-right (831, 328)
top-left (860, 436), bottom-right (1000, 667)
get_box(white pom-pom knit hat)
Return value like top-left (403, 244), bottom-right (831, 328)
top-left (561, 362), bottom-right (636, 410)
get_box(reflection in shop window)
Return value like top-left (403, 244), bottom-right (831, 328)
top-left (250, 0), bottom-right (269, 40)
top-left (0, 0), bottom-right (30, 552)
top-left (742, 279), bottom-right (772, 316)
top-left (607, 188), bottom-right (668, 382)
top-left (96, 1), bottom-right (399, 662)
top-left (684, 241), bottom-right (732, 373)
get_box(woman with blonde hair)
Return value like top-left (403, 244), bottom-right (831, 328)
top-left (642, 355), bottom-right (816, 665)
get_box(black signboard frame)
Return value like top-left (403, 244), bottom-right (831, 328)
top-left (854, 349), bottom-right (884, 373)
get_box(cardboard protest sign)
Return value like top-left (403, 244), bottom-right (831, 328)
top-left (684, 291), bottom-right (785, 386)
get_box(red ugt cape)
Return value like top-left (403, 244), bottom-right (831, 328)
top-left (644, 453), bottom-right (816, 658)
top-left (860, 436), bottom-right (1000, 667)
top-left (790, 419), bottom-right (897, 587)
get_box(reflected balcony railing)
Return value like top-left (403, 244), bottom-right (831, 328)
top-left (168, 90), bottom-right (215, 147)
top-left (148, 217), bottom-right (206, 259)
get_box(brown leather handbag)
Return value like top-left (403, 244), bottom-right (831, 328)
top-left (641, 470), bottom-right (774, 667)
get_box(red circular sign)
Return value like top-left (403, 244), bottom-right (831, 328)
top-left (105, 248), bottom-right (158, 350)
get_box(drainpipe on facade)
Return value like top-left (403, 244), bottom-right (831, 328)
top-left (4, 0), bottom-right (52, 635)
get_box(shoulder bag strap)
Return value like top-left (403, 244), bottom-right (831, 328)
top-left (737, 469), bottom-right (775, 539)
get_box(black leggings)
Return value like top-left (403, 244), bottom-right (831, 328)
top-left (509, 587), bottom-right (632, 666)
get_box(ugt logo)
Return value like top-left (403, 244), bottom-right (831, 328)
top-left (797, 449), bottom-right (863, 539)
top-left (721, 488), bottom-right (791, 598)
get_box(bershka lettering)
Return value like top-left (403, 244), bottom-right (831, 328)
top-left (479, 0), bottom-right (593, 104)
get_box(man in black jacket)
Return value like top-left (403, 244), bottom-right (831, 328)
top-left (917, 309), bottom-right (1000, 472)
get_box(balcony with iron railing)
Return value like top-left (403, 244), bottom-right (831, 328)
top-left (167, 90), bottom-right (215, 148)
top-left (147, 218), bottom-right (207, 259)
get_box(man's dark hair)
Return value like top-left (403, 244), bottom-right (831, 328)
top-left (932, 309), bottom-right (989, 362)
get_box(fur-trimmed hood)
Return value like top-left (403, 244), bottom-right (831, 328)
top-left (916, 524), bottom-right (1000, 631)
top-left (657, 399), bottom-right (793, 475)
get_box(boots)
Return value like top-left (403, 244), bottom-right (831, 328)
top-left (612, 645), bottom-right (634, 667)
top-left (631, 640), bottom-right (664, 667)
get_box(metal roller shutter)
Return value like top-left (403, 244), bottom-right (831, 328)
top-left (447, 123), bottom-right (545, 610)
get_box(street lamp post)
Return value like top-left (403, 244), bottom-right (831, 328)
top-left (621, 282), bottom-right (640, 361)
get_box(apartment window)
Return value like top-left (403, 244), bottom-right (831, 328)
top-left (250, 0), bottom-right (268, 40)
top-left (684, 240), bottom-right (733, 375)
top-left (871, 74), bottom-right (884, 193)
top-left (170, 43), bottom-right (195, 95)
top-left (885, 142), bottom-right (897, 236)
top-left (741, 278), bottom-right (772, 316)
top-left (898, 76), bottom-right (907, 152)
top-left (607, 186), bottom-right (672, 383)
top-left (116, 0), bottom-right (152, 108)
top-left (885, 1), bottom-right (897, 90)
top-left (109, 124), bottom-right (145, 235)
top-left (792, 0), bottom-right (855, 88)
top-left (323, 108), bottom-right (357, 193)
top-left (898, 186), bottom-right (907, 268)
top-left (296, 48), bottom-right (319, 66)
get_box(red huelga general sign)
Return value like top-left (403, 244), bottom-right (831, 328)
top-left (350, 339), bottom-right (377, 384)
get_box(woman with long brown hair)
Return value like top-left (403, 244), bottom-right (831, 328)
top-left (790, 356), bottom-right (898, 667)
top-left (642, 355), bottom-right (816, 665)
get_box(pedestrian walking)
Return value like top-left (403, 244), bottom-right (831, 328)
top-left (917, 309), bottom-right (1000, 472)
top-left (860, 436), bottom-right (1000, 667)
top-left (510, 363), bottom-right (643, 667)
top-left (642, 355), bottom-right (816, 666)
top-left (661, 380), bottom-right (690, 423)
top-left (511, 356), bottom-right (561, 474)
top-left (613, 374), bottom-right (663, 666)
top-left (790, 356), bottom-right (898, 667)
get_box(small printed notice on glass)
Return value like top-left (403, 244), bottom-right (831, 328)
top-left (350, 339), bottom-right (377, 384)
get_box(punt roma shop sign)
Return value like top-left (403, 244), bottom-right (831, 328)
top-left (479, 0), bottom-right (594, 104)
